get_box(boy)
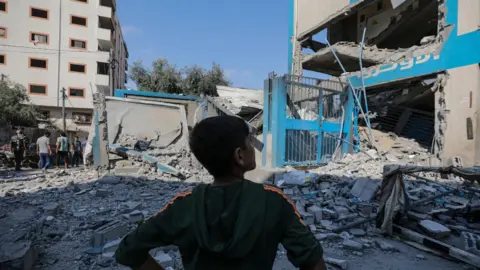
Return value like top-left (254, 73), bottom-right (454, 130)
top-left (37, 131), bottom-right (52, 172)
top-left (10, 127), bottom-right (30, 171)
top-left (56, 132), bottom-right (69, 169)
top-left (71, 135), bottom-right (83, 167)
top-left (115, 116), bottom-right (326, 270)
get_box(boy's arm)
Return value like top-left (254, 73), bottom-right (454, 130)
top-left (279, 195), bottom-right (326, 270)
top-left (115, 192), bottom-right (191, 269)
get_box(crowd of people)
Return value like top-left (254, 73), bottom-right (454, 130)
top-left (9, 127), bottom-right (86, 172)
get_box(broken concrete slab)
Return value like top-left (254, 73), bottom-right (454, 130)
top-left (103, 239), bottom-right (121, 253)
top-left (324, 257), bottom-right (347, 270)
top-left (419, 220), bottom-right (451, 239)
top-left (349, 228), bottom-right (366, 237)
top-left (0, 241), bottom-right (38, 270)
top-left (350, 179), bottom-right (381, 201)
top-left (375, 240), bottom-right (399, 252)
top-left (342, 239), bottom-right (364, 251)
top-left (91, 221), bottom-right (128, 248)
top-left (42, 202), bottom-right (60, 216)
top-left (114, 167), bottom-right (141, 175)
top-left (307, 205), bottom-right (322, 223)
top-left (154, 251), bottom-right (174, 268)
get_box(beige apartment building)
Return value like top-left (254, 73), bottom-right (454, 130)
top-left (0, 0), bottom-right (128, 136)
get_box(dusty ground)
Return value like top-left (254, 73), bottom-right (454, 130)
top-left (0, 166), bottom-right (470, 270)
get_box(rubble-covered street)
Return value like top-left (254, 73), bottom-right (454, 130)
top-left (0, 127), bottom-right (477, 269)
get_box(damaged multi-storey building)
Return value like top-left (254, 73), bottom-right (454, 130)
top-left (291, 0), bottom-right (480, 166)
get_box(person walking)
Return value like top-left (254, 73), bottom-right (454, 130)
top-left (71, 135), bottom-right (83, 167)
top-left (56, 132), bottom-right (69, 169)
top-left (36, 131), bottom-right (52, 173)
top-left (10, 127), bottom-right (30, 171)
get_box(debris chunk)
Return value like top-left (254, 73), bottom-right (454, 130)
top-left (419, 220), bottom-right (451, 238)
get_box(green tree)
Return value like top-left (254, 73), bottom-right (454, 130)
top-left (129, 59), bottom-right (231, 96)
top-left (0, 79), bottom-right (39, 126)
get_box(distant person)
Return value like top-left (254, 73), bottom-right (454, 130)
top-left (115, 116), bottom-right (326, 270)
top-left (56, 132), bottom-right (69, 169)
top-left (10, 127), bottom-right (30, 171)
top-left (71, 135), bottom-right (83, 167)
top-left (37, 131), bottom-right (52, 172)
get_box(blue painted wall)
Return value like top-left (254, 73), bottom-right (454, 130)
top-left (348, 0), bottom-right (480, 88)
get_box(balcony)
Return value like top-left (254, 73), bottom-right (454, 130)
top-left (98, 15), bottom-right (114, 51)
top-left (98, 5), bottom-right (112, 18)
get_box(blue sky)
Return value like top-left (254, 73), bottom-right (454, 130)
top-left (117, 0), bottom-right (297, 89)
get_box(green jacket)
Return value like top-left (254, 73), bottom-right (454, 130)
top-left (115, 180), bottom-right (323, 269)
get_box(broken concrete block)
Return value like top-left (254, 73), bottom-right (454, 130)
top-left (333, 206), bottom-right (349, 216)
top-left (407, 211), bottom-right (429, 221)
top-left (349, 228), bottom-right (366, 237)
top-left (375, 240), bottom-right (399, 252)
top-left (350, 179), bottom-right (380, 201)
top-left (324, 257), bottom-right (347, 270)
top-left (462, 232), bottom-right (480, 256)
top-left (96, 189), bottom-right (110, 197)
top-left (419, 220), bottom-right (451, 238)
top-left (321, 208), bottom-right (337, 220)
top-left (102, 239), bottom-right (122, 253)
top-left (115, 167), bottom-right (141, 175)
top-left (300, 212), bottom-right (314, 225)
top-left (307, 205), bottom-right (322, 223)
top-left (128, 210), bottom-right (144, 223)
top-left (357, 203), bottom-right (374, 217)
top-left (123, 201), bottom-right (142, 212)
top-left (342, 239), bottom-right (363, 251)
top-left (154, 251), bottom-right (174, 268)
top-left (42, 202), bottom-right (60, 216)
top-left (91, 221), bottom-right (128, 248)
top-left (283, 188), bottom-right (294, 195)
top-left (0, 241), bottom-right (38, 270)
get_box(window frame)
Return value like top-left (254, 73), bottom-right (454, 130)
top-left (28, 84), bottom-right (48, 95)
top-left (0, 54), bottom-right (5, 65)
top-left (0, 26), bottom-right (7, 39)
top-left (69, 38), bottom-right (88, 50)
top-left (68, 87), bottom-right (86, 98)
top-left (29, 57), bottom-right (49, 70)
top-left (30, 6), bottom-right (50, 20)
top-left (71, 0), bottom-right (88, 3)
top-left (70, 15), bottom-right (88, 27)
top-left (69, 62), bottom-right (87, 74)
top-left (30, 31), bottom-right (50, 45)
top-left (0, 1), bottom-right (7, 13)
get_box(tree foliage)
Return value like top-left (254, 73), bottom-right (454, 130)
top-left (0, 79), bottom-right (39, 126)
top-left (129, 58), bottom-right (231, 96)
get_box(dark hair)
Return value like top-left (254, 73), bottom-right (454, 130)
top-left (189, 116), bottom-right (249, 177)
top-left (60, 132), bottom-right (66, 137)
top-left (44, 131), bottom-right (51, 137)
top-left (74, 135), bottom-right (79, 138)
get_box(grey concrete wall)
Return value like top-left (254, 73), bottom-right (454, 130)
top-left (440, 64), bottom-right (480, 166)
top-left (296, 0), bottom-right (351, 37)
top-left (105, 98), bottom-right (188, 148)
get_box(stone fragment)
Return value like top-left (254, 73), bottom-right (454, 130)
top-left (350, 179), bottom-right (380, 201)
top-left (103, 239), bottom-right (121, 253)
top-left (375, 240), bottom-right (399, 252)
top-left (334, 206), bottom-right (349, 216)
top-left (324, 257), bottom-right (347, 270)
top-left (349, 228), bottom-right (366, 237)
top-left (308, 225), bottom-right (316, 232)
top-left (0, 241), bottom-right (38, 270)
top-left (283, 189), bottom-right (294, 195)
top-left (419, 220), bottom-right (451, 238)
top-left (42, 202), bottom-right (60, 215)
top-left (342, 239), bottom-right (363, 251)
top-left (307, 205), bottom-right (322, 223)
top-left (462, 232), bottom-right (480, 256)
top-left (97, 257), bottom-right (114, 268)
top-left (416, 254), bottom-right (426, 260)
top-left (300, 212), bottom-right (315, 225)
top-left (96, 189), bottom-right (110, 197)
top-left (129, 210), bottom-right (144, 223)
top-left (339, 231), bottom-right (352, 240)
top-left (123, 201), bottom-right (142, 212)
top-left (407, 211), bottom-right (429, 221)
top-left (154, 251), bottom-right (174, 268)
top-left (321, 208), bottom-right (337, 220)
top-left (98, 176), bottom-right (121, 185)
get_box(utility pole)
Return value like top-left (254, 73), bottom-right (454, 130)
top-left (61, 87), bottom-right (66, 132)
top-left (109, 49), bottom-right (116, 96)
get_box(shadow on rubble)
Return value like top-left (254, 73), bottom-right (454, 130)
top-left (0, 168), bottom-right (474, 270)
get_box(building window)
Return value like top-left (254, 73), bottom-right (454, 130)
top-left (97, 62), bottom-right (109, 75)
top-left (30, 7), bottom-right (49, 20)
top-left (72, 112), bottom-right (92, 124)
top-left (0, 1), bottom-right (7, 12)
top-left (0, 27), bottom-right (6, 38)
top-left (70, 38), bottom-right (87, 49)
top-left (72, 0), bottom-right (88, 3)
top-left (69, 87), bottom-right (85, 97)
top-left (377, 2), bottom-right (383, 11)
top-left (0, 54), bottom-right (5, 65)
top-left (31, 32), bottom-right (49, 44)
top-left (71, 15), bottom-right (88, 27)
top-left (29, 84), bottom-right (47, 95)
top-left (29, 58), bottom-right (48, 69)
top-left (69, 63), bottom-right (86, 73)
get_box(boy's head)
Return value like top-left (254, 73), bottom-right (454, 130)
top-left (74, 135), bottom-right (79, 140)
top-left (44, 131), bottom-right (51, 137)
top-left (189, 115), bottom-right (256, 179)
top-left (60, 132), bottom-right (66, 137)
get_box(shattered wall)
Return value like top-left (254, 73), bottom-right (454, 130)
top-left (437, 64), bottom-right (480, 166)
top-left (105, 97), bottom-right (189, 149)
top-left (296, 0), bottom-right (351, 36)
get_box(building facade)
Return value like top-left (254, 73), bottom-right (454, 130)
top-left (292, 0), bottom-right (480, 166)
top-left (0, 0), bottom-right (128, 136)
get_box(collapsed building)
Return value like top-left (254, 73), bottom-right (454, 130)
top-left (291, 0), bottom-right (480, 166)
